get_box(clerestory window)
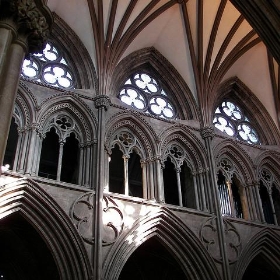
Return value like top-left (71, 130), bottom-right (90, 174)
top-left (213, 101), bottom-right (260, 145)
top-left (21, 42), bottom-right (75, 89)
top-left (118, 73), bottom-right (176, 119)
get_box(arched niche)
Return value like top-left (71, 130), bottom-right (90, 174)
top-left (232, 229), bottom-right (280, 280)
top-left (102, 208), bottom-right (221, 280)
top-left (0, 213), bottom-right (60, 280)
top-left (119, 237), bottom-right (186, 280)
top-left (0, 178), bottom-right (92, 280)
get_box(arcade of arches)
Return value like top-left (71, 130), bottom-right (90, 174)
top-left (0, 1), bottom-right (280, 279)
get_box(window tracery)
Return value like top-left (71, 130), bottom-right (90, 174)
top-left (213, 101), bottom-right (260, 145)
top-left (259, 168), bottom-right (280, 225)
top-left (21, 42), bottom-right (75, 89)
top-left (118, 73), bottom-right (176, 119)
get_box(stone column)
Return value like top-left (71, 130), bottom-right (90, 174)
top-left (201, 126), bottom-right (231, 280)
top-left (123, 155), bottom-right (129, 196)
top-left (56, 141), bottom-right (64, 181)
top-left (175, 167), bottom-right (183, 206)
top-left (93, 95), bottom-right (110, 280)
top-left (141, 160), bottom-right (148, 199)
top-left (0, 0), bottom-right (52, 172)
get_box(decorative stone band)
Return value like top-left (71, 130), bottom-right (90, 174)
top-left (94, 95), bottom-right (111, 110)
top-left (0, 0), bottom-right (53, 53)
top-left (200, 126), bottom-right (215, 140)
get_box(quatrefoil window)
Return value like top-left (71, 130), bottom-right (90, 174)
top-left (170, 145), bottom-right (183, 159)
top-left (56, 116), bottom-right (73, 130)
top-left (118, 73), bottom-right (176, 119)
top-left (21, 42), bottom-right (75, 89)
top-left (118, 132), bottom-right (134, 148)
top-left (213, 101), bottom-right (260, 145)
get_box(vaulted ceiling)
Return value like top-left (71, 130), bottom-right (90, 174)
top-left (45, 0), bottom-right (279, 127)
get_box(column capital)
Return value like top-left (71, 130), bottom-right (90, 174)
top-left (94, 95), bottom-right (111, 110)
top-left (0, 0), bottom-right (53, 53)
top-left (200, 126), bottom-right (215, 140)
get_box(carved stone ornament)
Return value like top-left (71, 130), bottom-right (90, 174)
top-left (200, 126), bottom-right (215, 140)
top-left (94, 95), bottom-right (111, 110)
top-left (0, 0), bottom-right (53, 53)
top-left (70, 192), bottom-right (124, 246)
top-left (200, 217), bottom-right (242, 263)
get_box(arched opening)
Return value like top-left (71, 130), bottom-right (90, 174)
top-left (61, 132), bottom-right (80, 184)
top-left (119, 238), bottom-right (186, 280)
top-left (231, 175), bottom-right (243, 218)
top-left (272, 185), bottom-right (280, 225)
top-left (0, 213), bottom-right (59, 280)
top-left (259, 181), bottom-right (274, 224)
top-left (39, 128), bottom-right (59, 179)
top-left (163, 157), bottom-right (178, 205)
top-left (109, 145), bottom-right (124, 194)
top-left (3, 117), bottom-right (18, 169)
top-left (128, 150), bottom-right (143, 198)
top-left (242, 254), bottom-right (280, 280)
top-left (180, 161), bottom-right (195, 208)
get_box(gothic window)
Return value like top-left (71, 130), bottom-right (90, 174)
top-left (213, 101), bottom-right (260, 145)
top-left (21, 42), bottom-right (75, 89)
top-left (162, 144), bottom-right (196, 208)
top-left (259, 168), bottom-right (279, 225)
top-left (3, 117), bottom-right (18, 170)
top-left (38, 115), bottom-right (80, 183)
top-left (109, 132), bottom-right (143, 198)
top-left (118, 73), bottom-right (176, 119)
top-left (217, 159), bottom-right (244, 218)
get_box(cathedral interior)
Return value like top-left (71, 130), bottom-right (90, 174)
top-left (0, 0), bottom-right (280, 279)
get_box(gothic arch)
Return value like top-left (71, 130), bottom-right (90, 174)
top-left (0, 178), bottom-right (92, 280)
top-left (37, 94), bottom-right (97, 144)
top-left (232, 229), bottom-right (280, 280)
top-left (102, 207), bottom-right (221, 280)
top-left (15, 82), bottom-right (39, 127)
top-left (110, 47), bottom-right (199, 121)
top-left (105, 111), bottom-right (157, 159)
top-left (213, 77), bottom-right (280, 145)
top-left (51, 13), bottom-right (97, 90)
top-left (213, 140), bottom-right (255, 184)
top-left (159, 125), bottom-right (208, 171)
top-left (255, 151), bottom-right (280, 187)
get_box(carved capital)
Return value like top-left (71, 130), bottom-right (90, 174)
top-left (200, 126), bottom-right (215, 140)
top-left (0, 0), bottom-right (53, 53)
top-left (94, 95), bottom-right (111, 110)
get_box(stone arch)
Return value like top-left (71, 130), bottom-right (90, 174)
top-left (232, 229), bottom-right (280, 280)
top-left (159, 125), bottom-right (208, 171)
top-left (15, 82), bottom-right (39, 128)
top-left (105, 111), bottom-right (157, 160)
top-left (213, 140), bottom-right (255, 184)
top-left (110, 47), bottom-right (199, 121)
top-left (50, 13), bottom-right (97, 90)
top-left (213, 77), bottom-right (280, 145)
top-left (38, 94), bottom-right (97, 144)
top-left (0, 178), bottom-right (92, 280)
top-left (102, 207), bottom-right (221, 280)
top-left (255, 151), bottom-right (280, 187)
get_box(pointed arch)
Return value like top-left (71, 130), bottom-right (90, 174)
top-left (255, 151), bottom-right (280, 186)
top-left (0, 178), bottom-right (92, 280)
top-left (16, 82), bottom-right (39, 127)
top-left (213, 77), bottom-right (280, 145)
top-left (110, 47), bottom-right (199, 120)
top-left (159, 125), bottom-right (208, 171)
top-left (213, 139), bottom-right (255, 184)
top-left (38, 94), bottom-right (97, 144)
top-left (105, 111), bottom-right (157, 159)
top-left (232, 229), bottom-right (280, 280)
top-left (103, 207), bottom-right (221, 280)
